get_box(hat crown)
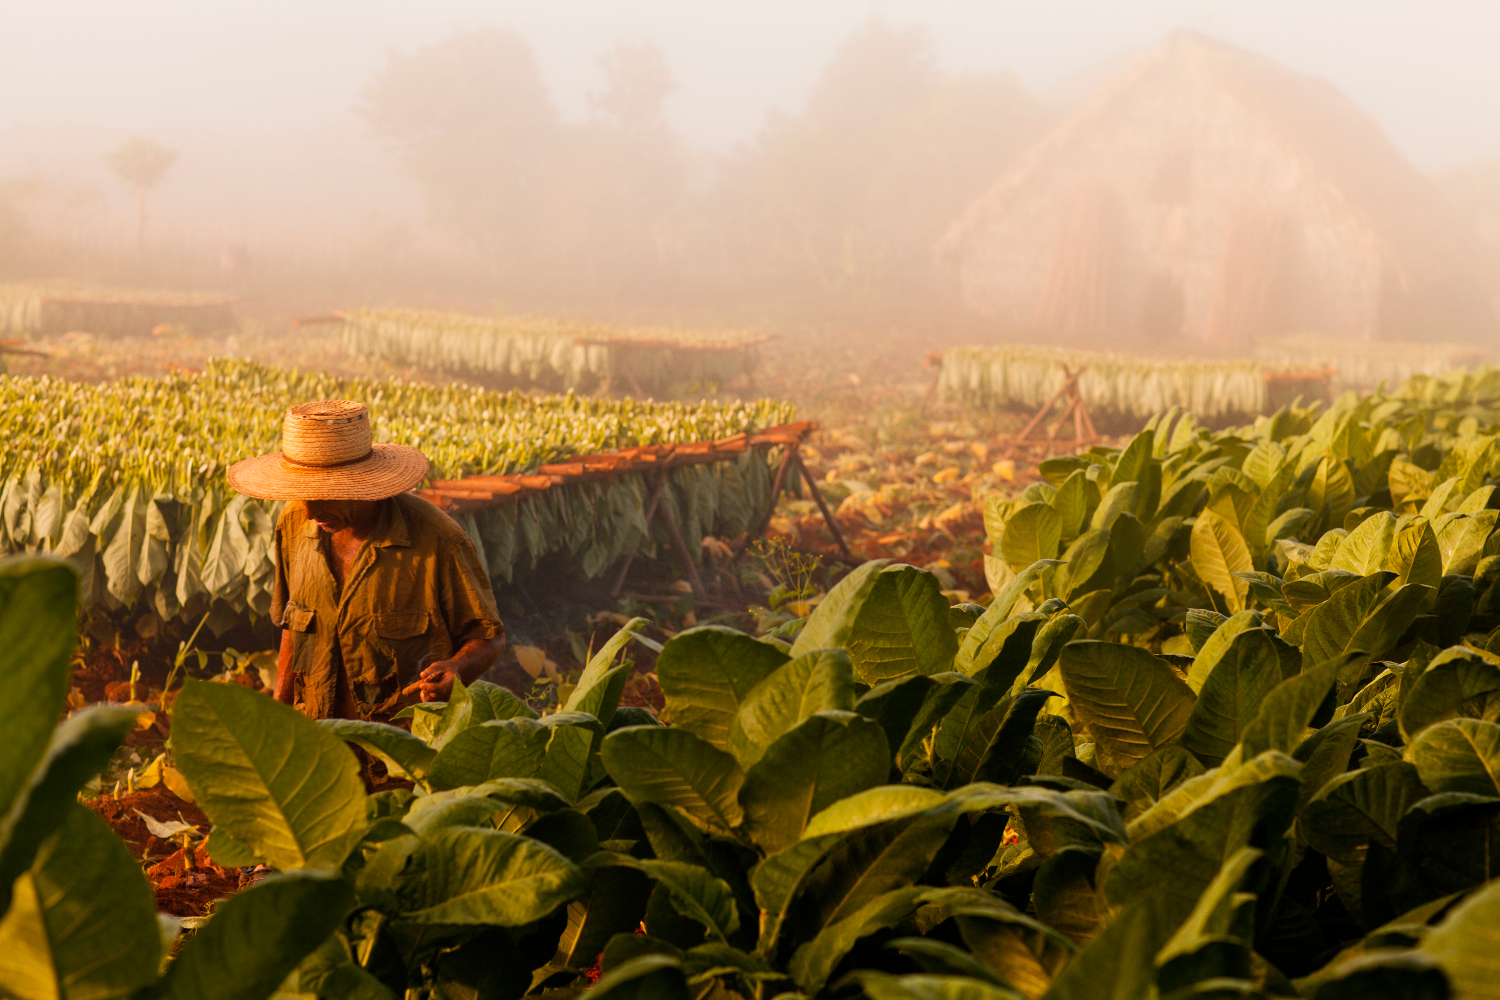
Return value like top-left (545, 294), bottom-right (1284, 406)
top-left (281, 400), bottom-right (373, 467)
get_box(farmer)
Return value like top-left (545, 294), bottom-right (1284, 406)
top-left (226, 399), bottom-right (505, 720)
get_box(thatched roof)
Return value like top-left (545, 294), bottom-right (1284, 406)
top-left (939, 31), bottom-right (1495, 345)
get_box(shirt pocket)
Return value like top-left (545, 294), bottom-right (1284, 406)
top-left (348, 610), bottom-right (434, 691)
top-left (371, 610), bottom-right (429, 640)
top-left (285, 602), bottom-right (316, 632)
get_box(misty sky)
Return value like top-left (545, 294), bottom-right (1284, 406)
top-left (7, 0), bottom-right (1500, 244)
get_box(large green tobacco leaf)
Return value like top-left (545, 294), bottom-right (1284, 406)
top-left (589, 854), bottom-right (740, 943)
top-left (1108, 752), bottom-right (1300, 919)
top-left (951, 688), bottom-right (1059, 788)
top-left (1307, 453), bottom-right (1357, 537)
top-left (933, 614), bottom-right (1048, 779)
top-left (1307, 951), bottom-right (1450, 1000)
top-left (853, 971), bottom-right (1023, 1000)
top-left (548, 865), bottom-right (653, 971)
top-left (276, 935), bottom-right (394, 1000)
top-left (1051, 470), bottom-right (1099, 543)
top-left (425, 717), bottom-right (551, 791)
top-left (786, 886), bottom-right (929, 994)
top-left (1191, 509), bottom-right (1253, 612)
top-left (1387, 518), bottom-right (1443, 592)
top-left (739, 712), bottom-right (889, 854)
top-left (1058, 641), bottom-right (1195, 777)
top-left (586, 954), bottom-right (690, 1000)
top-left (1184, 610), bottom-right (1259, 688)
top-left (1411, 719), bottom-right (1500, 797)
top-left (101, 484), bottom-right (145, 605)
top-left (1040, 894), bottom-right (1175, 1000)
top-left (1332, 511), bottom-right (1398, 576)
top-left (854, 673), bottom-right (942, 758)
top-left (954, 609), bottom-right (1048, 680)
top-left (401, 779), bottom-right (569, 838)
top-left (1420, 878), bottom-right (1500, 998)
top-left (563, 616), bottom-right (649, 728)
top-left (1398, 793), bottom-right (1500, 896)
top-left (1238, 654), bottom-right (1352, 759)
top-left (600, 726), bottom-right (745, 831)
top-left (792, 559), bottom-right (890, 655)
top-left (538, 713), bottom-right (609, 802)
top-left (1399, 647), bottom-right (1500, 742)
top-left (1300, 573), bottom-right (1430, 669)
top-left (727, 648), bottom-right (857, 767)
top-left (366, 827), bottom-right (584, 925)
top-left (0, 705), bottom-right (139, 916)
top-left (801, 785), bottom-right (949, 840)
top-left (654, 625), bottom-right (787, 750)
top-left (1301, 762), bottom-right (1430, 865)
top-left (847, 565), bottom-right (962, 684)
top-left (172, 679), bottom-right (368, 871)
top-left (1032, 849), bottom-right (1104, 947)
top-left (0, 805), bottom-right (160, 1000)
top-left (1152, 845), bottom-right (1261, 975)
top-left (157, 871), bottom-right (354, 1000)
top-left (1437, 509), bottom-right (1499, 576)
top-left (0, 559), bottom-right (76, 832)
top-left (464, 678), bottom-right (540, 725)
top-left (1180, 628), bottom-right (1284, 767)
top-left (772, 805), bottom-right (965, 963)
top-left (320, 719), bottom-right (437, 785)
top-left (999, 502), bottom-right (1062, 572)
top-left (795, 562), bottom-right (957, 684)
top-left (1111, 746), bottom-right (1205, 823)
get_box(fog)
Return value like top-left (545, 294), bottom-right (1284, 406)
top-left (6, 0), bottom-right (1500, 334)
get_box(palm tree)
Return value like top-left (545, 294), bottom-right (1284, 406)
top-left (104, 137), bottom-right (176, 254)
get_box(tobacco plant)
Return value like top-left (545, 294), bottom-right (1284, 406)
top-left (11, 374), bottom-right (1500, 998)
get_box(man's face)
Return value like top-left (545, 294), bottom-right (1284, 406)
top-left (304, 499), bottom-right (377, 534)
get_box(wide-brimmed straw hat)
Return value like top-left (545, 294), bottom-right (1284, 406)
top-left (226, 400), bottom-right (429, 501)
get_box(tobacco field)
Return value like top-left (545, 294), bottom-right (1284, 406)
top-left (7, 350), bottom-right (1500, 999)
top-left (0, 358), bottom-right (795, 627)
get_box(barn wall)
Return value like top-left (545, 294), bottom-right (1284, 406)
top-left (951, 50), bottom-right (1395, 347)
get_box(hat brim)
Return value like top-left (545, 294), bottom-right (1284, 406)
top-left (226, 443), bottom-right (430, 501)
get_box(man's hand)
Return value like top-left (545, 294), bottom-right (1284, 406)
top-left (414, 660), bottom-right (460, 702)
top-left (400, 637), bottom-right (506, 703)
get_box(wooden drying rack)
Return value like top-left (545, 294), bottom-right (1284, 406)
top-left (419, 420), bottom-right (852, 603)
top-left (999, 365), bottom-right (1102, 461)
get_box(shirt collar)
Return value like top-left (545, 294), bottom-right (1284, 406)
top-left (297, 497), bottom-right (411, 547)
top-left (373, 496), bottom-right (412, 548)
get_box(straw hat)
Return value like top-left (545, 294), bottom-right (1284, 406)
top-left (226, 400), bottom-right (429, 501)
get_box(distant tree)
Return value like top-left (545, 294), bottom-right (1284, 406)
top-left (543, 42), bottom-right (688, 298)
top-left (592, 42), bottom-right (675, 132)
top-left (104, 136), bottom-right (176, 254)
top-left (705, 20), bottom-right (1043, 318)
top-left (360, 29), bottom-right (560, 273)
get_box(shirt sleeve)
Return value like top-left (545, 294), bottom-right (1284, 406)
top-left (269, 508), bottom-right (292, 629)
top-left (438, 528), bottom-right (505, 647)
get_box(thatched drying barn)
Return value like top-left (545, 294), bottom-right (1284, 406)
top-left (938, 31), bottom-right (1496, 348)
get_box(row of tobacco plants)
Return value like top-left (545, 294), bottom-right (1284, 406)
top-left (0, 358), bottom-right (794, 632)
top-left (6, 368), bottom-right (1500, 997)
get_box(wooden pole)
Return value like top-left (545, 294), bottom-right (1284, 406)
top-left (654, 487), bottom-right (708, 601)
top-left (1002, 371), bottom-right (1080, 461)
top-left (794, 451), bottom-right (854, 562)
top-left (735, 445), bottom-right (798, 558)
top-left (608, 475), bottom-right (667, 598)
